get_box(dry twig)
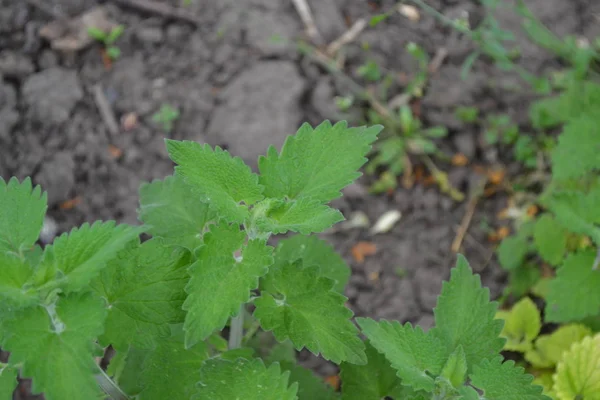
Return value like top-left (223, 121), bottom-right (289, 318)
top-left (451, 178), bottom-right (487, 253)
top-left (291, 0), bottom-right (323, 45)
top-left (326, 18), bottom-right (367, 55)
top-left (109, 0), bottom-right (201, 26)
top-left (93, 84), bottom-right (120, 137)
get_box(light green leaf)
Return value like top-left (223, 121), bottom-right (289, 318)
top-left (0, 363), bottom-right (17, 400)
top-left (0, 293), bottom-right (107, 400)
top-left (533, 214), bottom-right (567, 266)
top-left (139, 326), bottom-right (209, 400)
top-left (258, 121), bottom-right (381, 203)
top-left (440, 345), bottom-right (468, 389)
top-left (554, 334), bottom-right (600, 400)
top-left (551, 116), bottom-right (600, 181)
top-left (430, 255), bottom-right (505, 371)
top-left (0, 177), bottom-right (47, 255)
top-left (254, 261), bottom-right (366, 365)
top-left (357, 319), bottom-right (445, 392)
top-left (546, 190), bottom-right (600, 245)
top-left (183, 223), bottom-right (273, 348)
top-left (525, 324), bottom-right (592, 368)
top-left (545, 250), bottom-right (600, 322)
top-left (264, 235), bottom-right (350, 294)
top-left (253, 198), bottom-right (344, 235)
top-left (91, 239), bottom-right (191, 351)
top-left (108, 346), bottom-right (148, 397)
top-left (139, 175), bottom-right (215, 250)
top-left (166, 140), bottom-right (264, 223)
top-left (0, 252), bottom-right (37, 309)
top-left (195, 358), bottom-right (298, 400)
top-left (339, 341), bottom-right (402, 399)
top-left (496, 297), bottom-right (541, 353)
top-left (470, 357), bottom-right (549, 400)
top-left (498, 235), bottom-right (529, 270)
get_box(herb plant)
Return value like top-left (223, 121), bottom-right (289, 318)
top-left (0, 121), bottom-right (547, 399)
top-left (88, 25), bottom-right (125, 60)
top-left (152, 104), bottom-right (180, 133)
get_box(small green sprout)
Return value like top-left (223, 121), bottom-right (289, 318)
top-left (455, 106), bottom-right (479, 123)
top-left (357, 60), bottom-right (382, 82)
top-left (88, 25), bottom-right (125, 60)
top-left (152, 104), bottom-right (180, 133)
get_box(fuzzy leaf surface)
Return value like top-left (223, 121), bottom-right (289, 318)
top-left (37, 221), bottom-right (143, 293)
top-left (253, 198), bottom-right (343, 235)
top-left (195, 358), bottom-right (298, 400)
top-left (0, 177), bottom-right (47, 254)
top-left (430, 255), bottom-right (504, 371)
top-left (138, 175), bottom-right (215, 249)
top-left (139, 326), bottom-right (209, 400)
top-left (0, 364), bottom-right (17, 400)
top-left (183, 223), bottom-right (273, 347)
top-left (525, 324), bottom-right (591, 368)
top-left (545, 250), bottom-right (600, 322)
top-left (258, 121), bottom-right (381, 203)
top-left (357, 319), bottom-right (445, 392)
top-left (498, 236), bottom-right (528, 270)
top-left (264, 235), bottom-right (350, 294)
top-left (0, 252), bottom-right (37, 309)
top-left (166, 140), bottom-right (264, 223)
top-left (339, 341), bottom-right (402, 399)
top-left (470, 357), bottom-right (549, 400)
top-left (496, 297), bottom-right (541, 353)
top-left (551, 116), bottom-right (600, 180)
top-left (254, 262), bottom-right (366, 364)
top-left (91, 239), bottom-right (191, 350)
top-left (554, 334), bottom-right (600, 400)
top-left (533, 214), bottom-right (567, 266)
top-left (0, 293), bottom-right (106, 400)
top-left (546, 189), bottom-right (600, 245)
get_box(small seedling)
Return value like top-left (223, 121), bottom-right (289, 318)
top-left (88, 25), bottom-right (125, 60)
top-left (357, 59), bottom-right (382, 82)
top-left (455, 106), bottom-right (479, 123)
top-left (152, 104), bottom-right (180, 133)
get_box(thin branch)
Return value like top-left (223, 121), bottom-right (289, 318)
top-left (451, 178), bottom-right (487, 253)
top-left (291, 0), bottom-right (324, 45)
top-left (228, 306), bottom-right (245, 350)
top-left (93, 84), bottom-right (120, 137)
top-left (326, 19), bottom-right (367, 56)
top-left (108, 0), bottom-right (201, 26)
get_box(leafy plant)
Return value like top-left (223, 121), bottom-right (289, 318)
top-left (88, 25), bottom-right (125, 60)
top-left (152, 104), bottom-right (180, 133)
top-left (0, 121), bottom-right (547, 399)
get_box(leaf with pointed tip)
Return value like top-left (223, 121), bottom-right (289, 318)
top-left (0, 252), bottom-right (38, 309)
top-left (357, 319), bottom-right (446, 392)
top-left (91, 239), bottom-right (191, 351)
top-left (139, 175), bottom-right (215, 250)
top-left (166, 140), bottom-right (264, 223)
top-left (430, 255), bottom-right (504, 371)
top-left (183, 223), bottom-right (273, 348)
top-left (254, 262), bottom-right (366, 365)
top-left (554, 334), bottom-right (600, 400)
top-left (496, 297), bottom-right (541, 353)
top-left (0, 177), bottom-right (47, 255)
top-left (195, 358), bottom-right (298, 400)
top-left (440, 345), bottom-right (468, 389)
top-left (525, 324), bottom-right (591, 369)
top-left (259, 121), bottom-right (381, 203)
top-left (0, 363), bottom-right (18, 400)
top-left (0, 293), bottom-right (107, 400)
top-left (533, 214), bottom-right (567, 266)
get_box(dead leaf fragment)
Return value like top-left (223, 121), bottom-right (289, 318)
top-left (108, 145), bottom-right (123, 159)
top-left (351, 241), bottom-right (377, 263)
top-left (451, 153), bottom-right (469, 166)
top-left (527, 204), bottom-right (539, 217)
top-left (121, 112), bottom-right (138, 131)
top-left (368, 270), bottom-right (380, 283)
top-left (397, 4), bottom-right (420, 21)
top-left (59, 196), bottom-right (82, 210)
top-left (324, 375), bottom-right (340, 390)
top-left (371, 210), bottom-right (402, 234)
top-left (487, 168), bottom-right (505, 185)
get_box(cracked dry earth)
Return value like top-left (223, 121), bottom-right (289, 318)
top-left (1, 0), bottom-right (599, 391)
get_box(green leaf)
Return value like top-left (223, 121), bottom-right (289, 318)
top-left (87, 26), bottom-right (107, 41)
top-left (183, 222), bottom-right (273, 348)
top-left (253, 198), bottom-right (344, 235)
top-left (430, 255), bottom-right (505, 372)
top-left (525, 324), bottom-right (592, 368)
top-left (545, 250), bottom-right (600, 322)
top-left (551, 116), bottom-right (600, 181)
top-left (369, 14), bottom-right (389, 27)
top-left (0, 252), bottom-right (37, 309)
top-left (258, 121), bottom-right (381, 203)
top-left (357, 319), bottom-right (446, 392)
top-left (496, 297), bottom-right (541, 353)
top-left (254, 261), bottom-right (366, 365)
top-left (507, 263), bottom-right (541, 298)
top-left (440, 345), bottom-right (468, 389)
top-left (139, 326), bottom-right (209, 400)
top-left (554, 334), bottom-right (600, 400)
top-left (498, 235), bottom-right (529, 270)
top-left (286, 365), bottom-right (337, 400)
top-left (139, 175), bottom-right (215, 250)
top-left (108, 346), bottom-right (147, 397)
top-left (0, 177), bottom-right (47, 254)
top-left (166, 140), bottom-right (264, 223)
top-left (339, 341), bottom-right (402, 399)
top-left (0, 293), bottom-right (107, 400)
top-left (195, 358), bottom-right (298, 400)
top-left (546, 190), bottom-right (600, 245)
top-left (470, 357), bottom-right (549, 400)
top-left (91, 239), bottom-right (191, 350)
top-left (0, 363), bottom-right (17, 400)
top-left (36, 221), bottom-right (143, 293)
top-left (266, 234), bottom-right (350, 294)
top-left (533, 214), bottom-right (567, 266)
top-left (106, 25), bottom-right (125, 44)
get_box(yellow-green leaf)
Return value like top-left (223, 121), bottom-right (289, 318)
top-left (553, 334), bottom-right (600, 400)
top-left (496, 297), bottom-right (541, 353)
top-left (526, 324), bottom-right (592, 369)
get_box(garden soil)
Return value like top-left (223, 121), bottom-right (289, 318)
top-left (1, 0), bottom-right (597, 397)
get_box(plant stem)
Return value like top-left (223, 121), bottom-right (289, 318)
top-left (408, 0), bottom-right (471, 35)
top-left (242, 320), bottom-right (262, 345)
top-left (228, 306), bottom-right (245, 350)
top-left (95, 368), bottom-right (130, 400)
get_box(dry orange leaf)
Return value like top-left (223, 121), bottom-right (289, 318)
top-left (108, 145), bottom-right (123, 159)
top-left (368, 270), bottom-right (380, 282)
top-left (451, 153), bottom-right (469, 166)
top-left (527, 204), bottom-right (539, 217)
top-left (487, 168), bottom-right (505, 185)
top-left (121, 112), bottom-right (138, 131)
top-left (497, 226), bottom-right (510, 240)
top-left (351, 241), bottom-right (377, 263)
top-left (59, 196), bottom-right (82, 210)
top-left (325, 375), bottom-right (340, 390)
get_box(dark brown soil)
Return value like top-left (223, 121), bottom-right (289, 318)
top-left (1, 0), bottom-right (597, 397)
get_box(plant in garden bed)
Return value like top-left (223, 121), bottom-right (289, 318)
top-left (88, 25), bottom-right (125, 61)
top-left (152, 104), bottom-right (180, 133)
top-left (0, 120), bottom-right (548, 399)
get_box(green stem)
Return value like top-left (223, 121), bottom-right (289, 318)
top-left (407, 0), bottom-right (471, 35)
top-left (242, 320), bottom-right (262, 345)
top-left (95, 368), bottom-right (130, 400)
top-left (228, 306), bottom-right (245, 350)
